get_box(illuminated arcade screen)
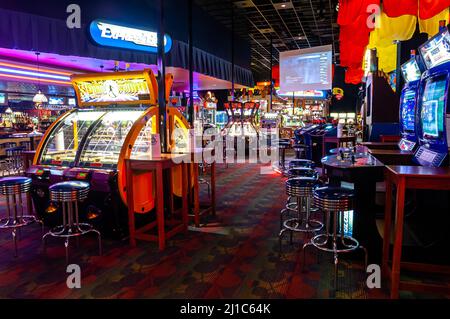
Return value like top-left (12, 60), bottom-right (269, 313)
top-left (419, 29), bottom-right (450, 69)
top-left (421, 77), bottom-right (446, 138)
top-left (401, 59), bottom-right (421, 83)
top-left (48, 97), bottom-right (65, 105)
top-left (401, 90), bottom-right (416, 133)
top-left (0, 92), bottom-right (7, 105)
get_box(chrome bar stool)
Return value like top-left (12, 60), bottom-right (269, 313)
top-left (303, 186), bottom-right (367, 290)
top-left (43, 181), bottom-right (101, 263)
top-left (0, 177), bottom-right (41, 257)
top-left (277, 139), bottom-right (291, 171)
top-left (279, 177), bottom-right (323, 253)
top-left (284, 167), bottom-right (318, 215)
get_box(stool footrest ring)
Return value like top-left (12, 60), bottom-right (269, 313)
top-left (310, 233), bottom-right (360, 254)
top-left (0, 216), bottom-right (36, 229)
top-left (47, 223), bottom-right (95, 238)
top-left (283, 218), bottom-right (323, 233)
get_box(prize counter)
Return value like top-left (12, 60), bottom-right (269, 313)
top-left (27, 70), bottom-right (191, 239)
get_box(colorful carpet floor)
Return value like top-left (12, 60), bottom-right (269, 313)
top-left (0, 163), bottom-right (445, 299)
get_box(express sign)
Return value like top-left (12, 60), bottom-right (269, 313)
top-left (89, 20), bottom-right (172, 53)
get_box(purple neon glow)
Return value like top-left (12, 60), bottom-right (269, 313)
top-left (0, 47), bottom-right (247, 90)
top-left (0, 67), bottom-right (70, 80)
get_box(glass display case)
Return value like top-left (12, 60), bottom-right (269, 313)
top-left (39, 110), bottom-right (105, 166)
top-left (77, 109), bottom-right (145, 169)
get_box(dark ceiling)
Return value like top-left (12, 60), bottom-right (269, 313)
top-left (194, 0), bottom-right (340, 82)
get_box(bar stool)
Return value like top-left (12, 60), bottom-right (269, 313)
top-left (288, 159), bottom-right (314, 169)
top-left (278, 139), bottom-right (291, 171)
top-left (43, 181), bottom-right (101, 263)
top-left (303, 186), bottom-right (367, 290)
top-left (0, 177), bottom-right (40, 256)
top-left (279, 177), bottom-right (323, 252)
top-left (284, 167), bottom-right (318, 213)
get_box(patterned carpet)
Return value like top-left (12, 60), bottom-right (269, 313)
top-left (0, 163), bottom-right (442, 299)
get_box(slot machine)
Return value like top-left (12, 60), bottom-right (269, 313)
top-left (414, 25), bottom-right (450, 167)
top-left (28, 70), bottom-right (190, 238)
top-left (398, 55), bottom-right (425, 151)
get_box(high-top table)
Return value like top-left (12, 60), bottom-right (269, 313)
top-left (125, 153), bottom-right (190, 251)
top-left (188, 148), bottom-right (216, 227)
top-left (368, 149), bottom-right (414, 165)
top-left (321, 152), bottom-right (385, 262)
top-left (383, 165), bottom-right (450, 298)
top-left (360, 141), bottom-right (399, 150)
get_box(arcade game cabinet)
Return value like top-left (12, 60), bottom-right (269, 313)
top-left (415, 25), bottom-right (450, 167)
top-left (28, 70), bottom-right (190, 238)
top-left (398, 56), bottom-right (425, 151)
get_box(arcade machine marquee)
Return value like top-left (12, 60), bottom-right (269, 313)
top-left (28, 70), bottom-right (190, 238)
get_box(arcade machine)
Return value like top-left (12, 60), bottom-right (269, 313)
top-left (389, 25), bottom-right (450, 263)
top-left (260, 112), bottom-right (281, 130)
top-left (224, 102), bottom-right (260, 137)
top-left (305, 124), bottom-right (337, 164)
top-left (27, 70), bottom-right (190, 238)
top-left (397, 55), bottom-right (425, 151)
top-left (415, 25), bottom-right (450, 166)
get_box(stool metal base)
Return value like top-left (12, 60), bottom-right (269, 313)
top-left (0, 215), bottom-right (41, 257)
top-left (303, 233), bottom-right (368, 291)
top-left (286, 197), bottom-right (319, 213)
top-left (43, 223), bottom-right (102, 264)
top-left (0, 215), bottom-right (36, 228)
top-left (283, 218), bottom-right (323, 233)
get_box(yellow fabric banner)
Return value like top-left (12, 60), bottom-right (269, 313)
top-left (418, 7), bottom-right (449, 37)
top-left (368, 11), bottom-right (416, 72)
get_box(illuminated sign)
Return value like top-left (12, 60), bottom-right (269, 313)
top-left (332, 87), bottom-right (344, 100)
top-left (89, 20), bottom-right (172, 53)
top-left (75, 78), bottom-right (150, 104)
top-left (276, 89), bottom-right (325, 98)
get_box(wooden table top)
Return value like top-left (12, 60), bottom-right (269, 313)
top-left (385, 165), bottom-right (450, 178)
top-left (369, 149), bottom-right (413, 155)
top-left (127, 153), bottom-right (191, 169)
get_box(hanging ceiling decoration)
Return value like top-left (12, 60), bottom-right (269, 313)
top-left (32, 52), bottom-right (48, 104)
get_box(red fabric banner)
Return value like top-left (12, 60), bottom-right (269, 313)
top-left (339, 41), bottom-right (366, 67)
top-left (338, 0), bottom-right (381, 25)
top-left (345, 67), bottom-right (364, 84)
top-left (419, 0), bottom-right (450, 20)
top-left (383, 0), bottom-right (418, 17)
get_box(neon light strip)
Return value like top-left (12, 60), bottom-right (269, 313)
top-left (0, 73), bottom-right (71, 85)
top-left (0, 67), bottom-right (70, 81)
top-left (0, 61), bottom-right (73, 76)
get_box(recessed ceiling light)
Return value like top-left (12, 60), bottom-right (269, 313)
top-left (273, 1), bottom-right (294, 10)
top-left (234, 0), bottom-right (254, 8)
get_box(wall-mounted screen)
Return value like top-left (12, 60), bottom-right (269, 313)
top-left (68, 98), bottom-right (76, 106)
top-left (48, 97), bottom-right (65, 105)
top-left (279, 45), bottom-right (332, 92)
top-left (401, 58), bottom-right (422, 82)
top-left (421, 76), bottom-right (446, 139)
top-left (419, 28), bottom-right (450, 69)
top-left (0, 92), bottom-right (7, 105)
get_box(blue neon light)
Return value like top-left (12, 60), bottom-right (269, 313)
top-left (0, 67), bottom-right (70, 81)
top-left (89, 19), bottom-right (172, 54)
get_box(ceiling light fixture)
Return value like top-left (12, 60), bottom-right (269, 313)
top-left (32, 52), bottom-right (48, 104)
